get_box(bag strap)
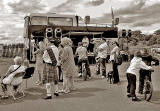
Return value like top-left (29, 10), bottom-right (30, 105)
top-left (10, 65), bottom-right (21, 74)
top-left (46, 48), bottom-right (57, 66)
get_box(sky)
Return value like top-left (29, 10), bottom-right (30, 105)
top-left (0, 0), bottom-right (160, 43)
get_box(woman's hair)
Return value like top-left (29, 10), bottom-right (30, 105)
top-left (14, 56), bottom-right (23, 65)
top-left (61, 37), bottom-right (70, 47)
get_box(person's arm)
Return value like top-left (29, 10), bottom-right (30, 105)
top-left (33, 49), bottom-right (40, 55)
top-left (75, 48), bottom-right (78, 56)
top-left (140, 61), bottom-right (152, 70)
top-left (151, 56), bottom-right (159, 65)
top-left (61, 47), bottom-right (68, 63)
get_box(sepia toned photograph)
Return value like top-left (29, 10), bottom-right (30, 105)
top-left (0, 0), bottom-right (160, 111)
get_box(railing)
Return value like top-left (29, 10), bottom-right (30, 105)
top-left (78, 23), bottom-right (112, 28)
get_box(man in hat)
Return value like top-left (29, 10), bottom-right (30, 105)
top-left (42, 39), bottom-right (59, 99)
top-left (138, 48), bottom-right (159, 94)
top-left (126, 51), bottom-right (153, 101)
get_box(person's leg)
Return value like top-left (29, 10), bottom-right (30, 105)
top-left (139, 69), bottom-right (145, 93)
top-left (85, 59), bottom-right (91, 77)
top-left (78, 60), bottom-right (82, 77)
top-left (126, 73), bottom-right (131, 93)
top-left (130, 74), bottom-right (136, 97)
top-left (130, 74), bottom-right (140, 101)
top-left (44, 83), bottom-right (52, 99)
top-left (96, 59), bottom-right (100, 75)
top-left (101, 58), bottom-right (106, 77)
top-left (113, 61), bottom-right (120, 83)
top-left (68, 76), bottom-right (76, 91)
top-left (1, 83), bottom-right (8, 98)
top-left (62, 74), bottom-right (70, 93)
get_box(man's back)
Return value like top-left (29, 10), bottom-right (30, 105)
top-left (76, 46), bottom-right (87, 60)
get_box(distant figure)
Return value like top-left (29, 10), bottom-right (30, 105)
top-left (75, 42), bottom-right (91, 78)
top-left (110, 42), bottom-right (120, 83)
top-left (1, 56), bottom-right (26, 99)
top-left (42, 39), bottom-right (59, 99)
top-left (33, 41), bottom-right (45, 85)
top-left (60, 37), bottom-right (77, 93)
top-left (126, 51), bottom-right (152, 101)
top-left (96, 39), bottom-right (110, 78)
top-left (82, 36), bottom-right (89, 49)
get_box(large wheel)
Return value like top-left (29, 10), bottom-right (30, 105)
top-left (144, 81), bottom-right (153, 101)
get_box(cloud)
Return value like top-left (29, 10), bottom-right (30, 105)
top-left (85, 0), bottom-right (105, 6)
top-left (7, 0), bottom-right (48, 13)
top-left (49, 0), bottom-right (81, 13)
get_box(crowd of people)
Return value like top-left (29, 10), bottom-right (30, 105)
top-left (0, 36), bottom-right (159, 102)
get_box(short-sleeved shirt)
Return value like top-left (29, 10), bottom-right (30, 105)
top-left (76, 46), bottom-right (87, 60)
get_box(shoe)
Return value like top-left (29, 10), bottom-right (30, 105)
top-left (54, 93), bottom-right (59, 96)
top-left (64, 90), bottom-right (70, 94)
top-left (101, 76), bottom-right (105, 79)
top-left (59, 80), bottom-right (63, 82)
top-left (138, 91), bottom-right (143, 94)
top-left (132, 96), bottom-right (141, 101)
top-left (127, 94), bottom-right (132, 98)
top-left (88, 76), bottom-right (92, 79)
top-left (96, 72), bottom-right (100, 75)
top-left (58, 89), bottom-right (65, 93)
top-left (78, 73), bottom-right (82, 78)
top-left (43, 96), bottom-right (52, 100)
top-left (70, 87), bottom-right (76, 91)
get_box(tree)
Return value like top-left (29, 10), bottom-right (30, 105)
top-left (154, 29), bottom-right (160, 35)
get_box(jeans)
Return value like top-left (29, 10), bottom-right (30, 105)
top-left (78, 59), bottom-right (91, 77)
top-left (126, 73), bottom-right (136, 97)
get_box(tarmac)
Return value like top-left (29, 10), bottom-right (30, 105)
top-left (0, 58), bottom-right (160, 111)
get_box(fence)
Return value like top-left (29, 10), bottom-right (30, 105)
top-left (0, 43), bottom-right (25, 58)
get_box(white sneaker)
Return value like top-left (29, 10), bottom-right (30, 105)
top-left (101, 76), bottom-right (105, 79)
top-left (64, 90), bottom-right (70, 94)
top-left (78, 73), bottom-right (82, 77)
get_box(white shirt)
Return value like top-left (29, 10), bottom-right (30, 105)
top-left (97, 42), bottom-right (109, 58)
top-left (126, 57), bottom-right (152, 76)
top-left (75, 46), bottom-right (87, 60)
top-left (110, 46), bottom-right (119, 61)
top-left (43, 45), bottom-right (59, 64)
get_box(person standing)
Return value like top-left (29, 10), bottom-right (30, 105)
top-left (126, 51), bottom-right (152, 101)
top-left (75, 42), bottom-right (91, 78)
top-left (110, 42), bottom-right (120, 83)
top-left (96, 39), bottom-right (110, 78)
top-left (33, 41), bottom-right (45, 85)
top-left (42, 39), bottom-right (59, 99)
top-left (82, 36), bottom-right (89, 49)
top-left (57, 44), bottom-right (64, 82)
top-left (60, 37), bottom-right (76, 93)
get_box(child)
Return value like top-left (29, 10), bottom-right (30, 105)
top-left (126, 51), bottom-right (152, 101)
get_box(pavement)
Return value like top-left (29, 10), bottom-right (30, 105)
top-left (0, 58), bottom-right (160, 111)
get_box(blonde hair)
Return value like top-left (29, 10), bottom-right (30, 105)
top-left (61, 37), bottom-right (70, 47)
top-left (14, 56), bottom-right (23, 65)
